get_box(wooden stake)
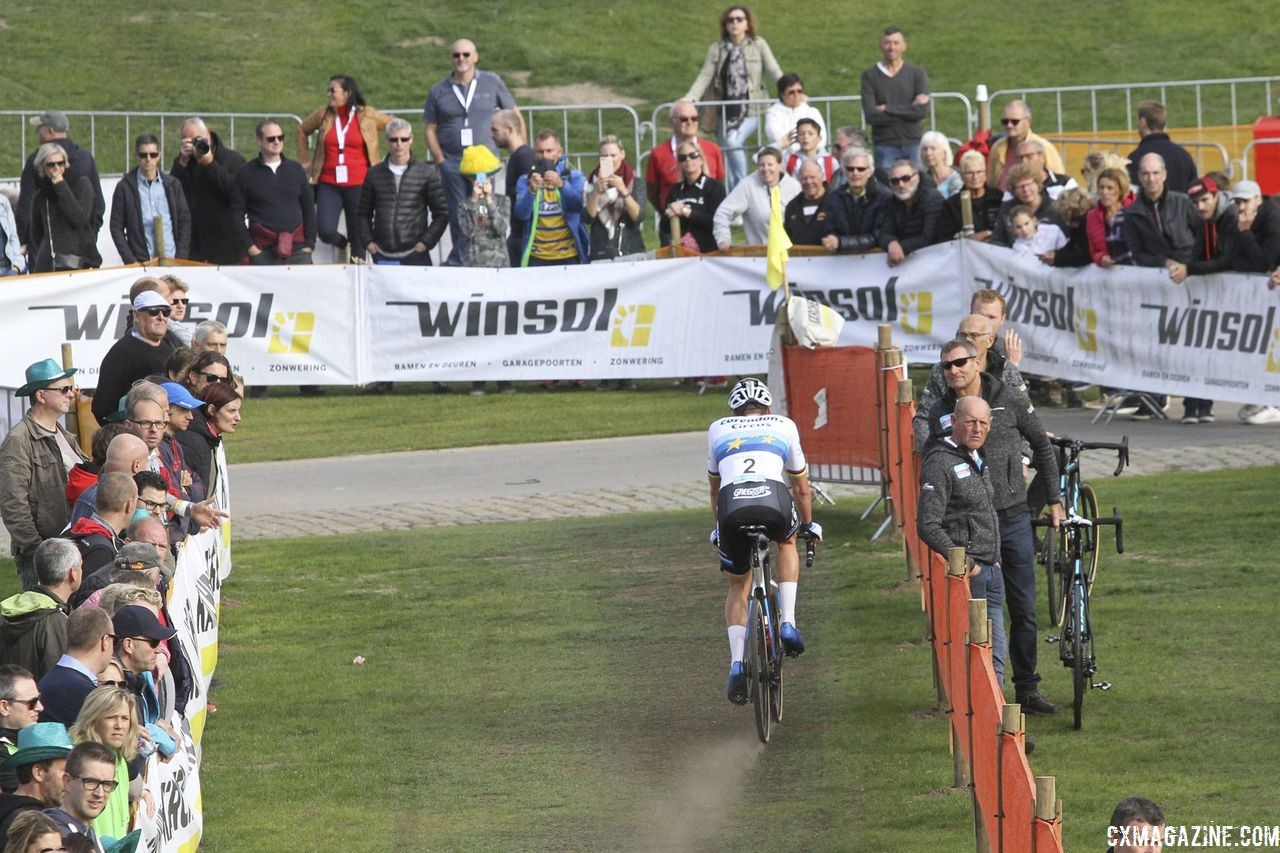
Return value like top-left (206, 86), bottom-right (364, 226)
top-left (877, 323), bottom-right (893, 350)
top-left (1001, 703), bottom-right (1023, 735)
top-left (968, 599), bottom-right (989, 645)
top-left (947, 547), bottom-right (967, 577)
top-left (1035, 776), bottom-right (1056, 821)
top-left (897, 378), bottom-right (914, 405)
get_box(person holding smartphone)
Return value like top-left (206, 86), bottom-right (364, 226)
top-left (584, 135), bottom-right (645, 261)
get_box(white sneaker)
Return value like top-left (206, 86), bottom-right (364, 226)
top-left (1244, 405), bottom-right (1280, 425)
top-left (1237, 404), bottom-right (1262, 421)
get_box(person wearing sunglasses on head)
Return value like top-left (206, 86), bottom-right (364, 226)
top-left (108, 134), bottom-right (190, 266)
top-left (822, 147), bottom-right (890, 255)
top-left (25, 143), bottom-right (100, 273)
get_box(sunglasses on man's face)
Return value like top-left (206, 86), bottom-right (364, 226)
top-left (262, 134), bottom-right (284, 143)
top-left (137, 151), bottom-right (160, 159)
top-left (939, 355), bottom-right (976, 371)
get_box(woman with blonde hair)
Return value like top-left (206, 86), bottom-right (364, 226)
top-left (1086, 167), bottom-right (1136, 266)
top-left (918, 131), bottom-right (960, 198)
top-left (69, 687), bottom-right (141, 843)
top-left (2, 811), bottom-right (63, 853)
top-left (661, 139), bottom-right (726, 253)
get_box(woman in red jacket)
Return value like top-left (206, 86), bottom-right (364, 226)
top-left (1086, 167), bottom-right (1136, 267)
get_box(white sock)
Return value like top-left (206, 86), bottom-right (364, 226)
top-left (727, 624), bottom-right (747, 663)
top-left (779, 582), bottom-right (798, 626)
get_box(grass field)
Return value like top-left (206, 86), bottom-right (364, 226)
top-left (175, 465), bottom-right (1280, 851)
top-left (227, 380), bottom-right (725, 463)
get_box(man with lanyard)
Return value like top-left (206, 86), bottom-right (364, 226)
top-left (423, 38), bottom-right (521, 266)
top-left (707, 379), bottom-right (822, 704)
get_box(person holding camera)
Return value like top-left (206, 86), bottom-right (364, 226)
top-left (584, 135), bottom-right (645, 261)
top-left (171, 117), bottom-right (247, 265)
top-left (513, 130), bottom-right (588, 267)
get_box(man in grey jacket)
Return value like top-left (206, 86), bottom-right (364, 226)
top-left (917, 338), bottom-right (1065, 713)
top-left (917, 394), bottom-right (1007, 684)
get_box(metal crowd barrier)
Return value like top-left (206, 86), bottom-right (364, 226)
top-left (0, 110), bottom-right (304, 177)
top-left (989, 76), bottom-right (1280, 135)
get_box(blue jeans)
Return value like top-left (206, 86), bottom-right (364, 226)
top-left (438, 158), bottom-right (468, 267)
top-left (315, 183), bottom-right (364, 257)
top-left (720, 115), bottom-right (759, 190)
top-left (875, 142), bottom-right (916, 180)
top-left (968, 560), bottom-right (1008, 687)
top-left (998, 511), bottom-right (1040, 698)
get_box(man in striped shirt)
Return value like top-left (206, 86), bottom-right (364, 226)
top-left (513, 131), bottom-right (588, 266)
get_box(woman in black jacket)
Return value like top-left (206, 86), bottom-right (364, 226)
top-left (660, 139), bottom-right (726, 253)
top-left (176, 381), bottom-right (241, 498)
top-left (27, 142), bottom-right (99, 272)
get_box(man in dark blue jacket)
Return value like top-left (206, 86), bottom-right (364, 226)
top-left (109, 134), bottom-right (191, 263)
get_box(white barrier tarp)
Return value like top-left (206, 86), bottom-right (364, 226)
top-left (1, 245), bottom-right (1278, 403)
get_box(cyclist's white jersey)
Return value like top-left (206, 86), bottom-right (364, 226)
top-left (707, 413), bottom-right (808, 486)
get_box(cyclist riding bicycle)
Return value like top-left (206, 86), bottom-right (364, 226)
top-left (707, 378), bottom-right (822, 705)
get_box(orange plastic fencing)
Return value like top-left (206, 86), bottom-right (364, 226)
top-left (781, 345), bottom-right (882, 485)
top-left (868, 341), bottom-right (1064, 853)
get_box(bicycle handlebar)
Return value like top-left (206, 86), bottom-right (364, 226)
top-left (1032, 510), bottom-right (1124, 554)
top-left (1048, 434), bottom-right (1130, 476)
top-left (803, 532), bottom-right (817, 568)
top-left (742, 526), bottom-right (818, 567)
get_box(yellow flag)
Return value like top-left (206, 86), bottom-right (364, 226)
top-left (765, 184), bottom-right (791, 291)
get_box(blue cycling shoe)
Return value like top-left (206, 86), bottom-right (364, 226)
top-left (780, 622), bottom-right (805, 657)
top-left (726, 661), bottom-right (749, 705)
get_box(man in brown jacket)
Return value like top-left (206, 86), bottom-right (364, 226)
top-left (0, 360), bottom-right (87, 590)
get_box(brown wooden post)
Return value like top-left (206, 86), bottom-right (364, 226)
top-left (960, 190), bottom-right (975, 235)
top-left (153, 215), bottom-right (167, 265)
top-left (968, 599), bottom-right (989, 645)
top-left (877, 322), bottom-right (894, 350)
top-left (1035, 776), bottom-right (1057, 821)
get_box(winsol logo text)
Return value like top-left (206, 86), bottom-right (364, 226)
top-left (724, 276), bottom-right (932, 335)
top-left (390, 288), bottom-right (652, 343)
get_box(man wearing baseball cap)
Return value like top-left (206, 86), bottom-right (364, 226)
top-left (0, 359), bottom-right (88, 589)
top-left (16, 111), bottom-right (104, 255)
top-left (0, 722), bottom-right (73, 839)
top-left (1228, 179), bottom-right (1280, 274)
top-left (90, 287), bottom-right (175, 425)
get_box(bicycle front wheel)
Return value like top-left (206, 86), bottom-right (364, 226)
top-left (748, 598), bottom-right (771, 743)
top-left (1070, 584), bottom-right (1086, 730)
top-left (1080, 483), bottom-right (1102, 596)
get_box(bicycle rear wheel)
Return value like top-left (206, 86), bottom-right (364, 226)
top-left (1079, 483), bottom-right (1102, 596)
top-left (769, 591), bottom-right (784, 723)
top-left (748, 598), bottom-right (771, 743)
top-left (1070, 584), bottom-right (1086, 730)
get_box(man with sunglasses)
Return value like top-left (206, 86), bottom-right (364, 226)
top-left (879, 160), bottom-right (943, 266)
top-left (0, 359), bottom-right (88, 590)
top-left (0, 540), bottom-right (81, 683)
top-left (90, 290), bottom-right (174, 426)
top-left (356, 118), bottom-right (448, 267)
top-left (988, 100), bottom-right (1064, 192)
top-left (823, 147), bottom-right (890, 254)
top-left (231, 119), bottom-right (315, 266)
top-left (645, 99), bottom-right (726, 224)
top-left (918, 337), bottom-right (1065, 716)
top-left (45, 741), bottom-right (115, 852)
top-left (108, 134), bottom-right (191, 264)
top-left (424, 38), bottom-right (521, 266)
top-left (0, 666), bottom-right (43, 773)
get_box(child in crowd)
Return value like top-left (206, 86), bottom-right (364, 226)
top-left (1009, 204), bottom-right (1066, 260)
top-left (457, 145), bottom-right (514, 395)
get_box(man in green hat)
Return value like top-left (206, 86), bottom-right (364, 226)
top-left (0, 721), bottom-right (73, 839)
top-left (0, 359), bottom-right (88, 590)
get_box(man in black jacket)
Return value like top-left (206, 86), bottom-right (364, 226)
top-left (171, 118), bottom-right (246, 265)
top-left (1124, 153), bottom-right (1197, 269)
top-left (917, 394), bottom-right (1007, 685)
top-left (879, 159), bottom-right (942, 265)
top-left (356, 119), bottom-right (449, 265)
top-left (16, 111), bottom-right (104, 257)
top-left (1126, 101), bottom-right (1198, 193)
top-left (822, 148), bottom-right (889, 253)
top-left (231, 119), bottom-right (316, 265)
top-left (109, 134), bottom-right (191, 264)
top-left (918, 338), bottom-right (1064, 713)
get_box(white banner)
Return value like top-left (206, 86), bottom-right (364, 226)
top-left (0, 265), bottom-right (359, 388)
top-left (1, 247), bottom-right (1277, 401)
top-left (962, 240), bottom-right (1280, 406)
